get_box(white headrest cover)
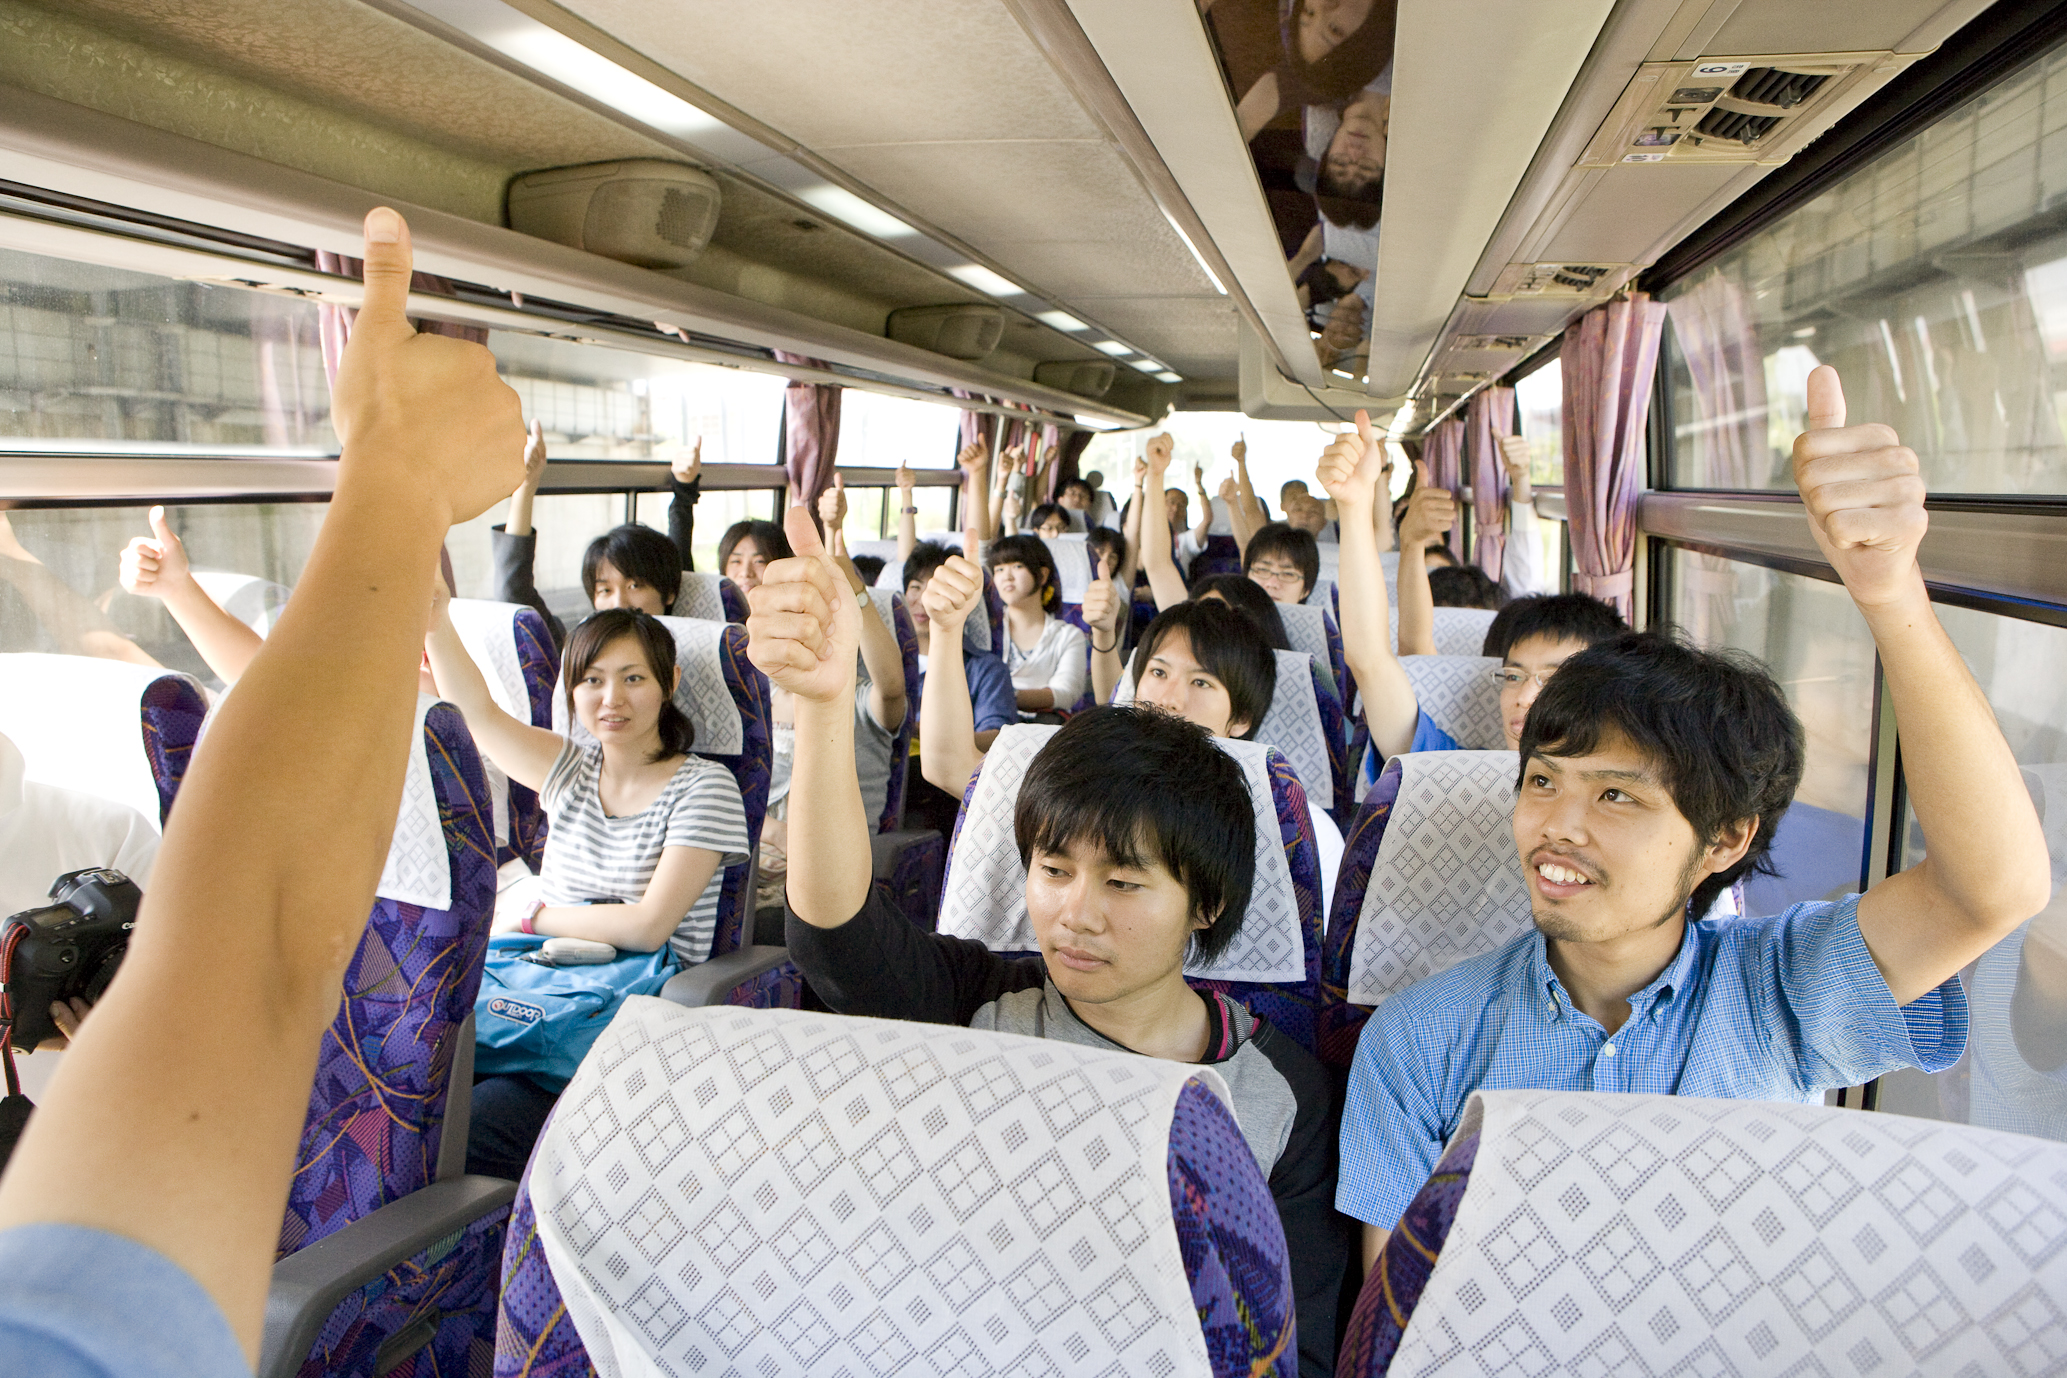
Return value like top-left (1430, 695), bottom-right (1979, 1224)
top-left (1276, 604), bottom-right (1337, 694)
top-left (189, 569), bottom-right (290, 635)
top-left (1429, 608), bottom-right (1498, 658)
top-left (375, 692), bottom-right (451, 909)
top-left (553, 615), bottom-right (744, 756)
top-left (938, 725), bottom-right (1304, 984)
top-left (1119, 650), bottom-right (1333, 812)
top-left (1345, 750), bottom-right (1525, 1006)
top-left (1402, 655), bottom-right (1504, 750)
top-left (1392, 1087), bottom-right (2067, 1376)
top-left (1040, 534), bottom-right (1092, 604)
top-left (447, 598), bottom-right (532, 722)
top-left (672, 572), bottom-right (734, 625)
top-left (848, 538), bottom-right (901, 563)
top-left (531, 1000), bottom-right (1222, 1378)
top-left (0, 653), bottom-right (188, 830)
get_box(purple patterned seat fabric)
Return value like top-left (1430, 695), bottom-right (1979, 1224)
top-left (1334, 1129), bottom-right (1479, 1377)
top-left (701, 623), bottom-right (772, 960)
top-left (719, 577), bottom-right (747, 625)
top-left (880, 831), bottom-right (946, 929)
top-left (1306, 655), bottom-right (1352, 829)
top-left (138, 673), bottom-right (207, 826)
top-left (1186, 533), bottom-right (1244, 584)
top-left (295, 1202), bottom-right (514, 1378)
top-left (1319, 758), bottom-right (1403, 1067)
top-left (877, 590), bottom-right (919, 833)
top-left (505, 607), bottom-right (558, 871)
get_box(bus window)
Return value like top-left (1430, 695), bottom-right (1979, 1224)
top-left (631, 485), bottom-right (780, 574)
top-left (1513, 356), bottom-right (1563, 488)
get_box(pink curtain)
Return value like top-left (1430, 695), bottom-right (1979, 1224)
top-left (1465, 385), bottom-right (1515, 582)
top-left (1666, 272), bottom-right (1765, 488)
top-left (313, 250), bottom-right (487, 387)
top-left (1563, 293), bottom-right (1668, 617)
top-left (1055, 429), bottom-right (1092, 498)
top-left (1421, 415), bottom-right (1467, 563)
top-left (776, 351), bottom-right (841, 530)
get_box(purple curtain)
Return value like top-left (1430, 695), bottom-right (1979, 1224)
top-left (1421, 416), bottom-right (1466, 563)
top-left (776, 351), bottom-right (841, 531)
top-left (1465, 385), bottom-right (1515, 582)
top-left (312, 250), bottom-right (488, 387)
top-left (1563, 293), bottom-right (1668, 618)
top-left (1055, 429), bottom-right (1092, 498)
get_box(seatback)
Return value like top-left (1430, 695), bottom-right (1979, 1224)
top-left (0, 652), bottom-right (206, 827)
top-left (1427, 607), bottom-right (1498, 657)
top-left (1342, 1087), bottom-right (2067, 1378)
top-left (1320, 751), bottom-right (1523, 1066)
top-left (1403, 655), bottom-right (1504, 749)
top-left (848, 537), bottom-right (901, 565)
top-left (938, 724), bottom-right (1327, 1052)
top-left (553, 616), bottom-right (772, 958)
top-left (495, 1001), bottom-right (1296, 1377)
top-left (1277, 602), bottom-right (1347, 705)
top-left (446, 599), bottom-right (558, 870)
top-left (672, 570), bottom-right (747, 624)
top-left (1187, 532), bottom-right (1244, 584)
top-left (190, 568), bottom-right (292, 634)
top-left (866, 588), bottom-right (921, 832)
top-left (1040, 531), bottom-right (1093, 611)
top-left (280, 699), bottom-right (497, 1256)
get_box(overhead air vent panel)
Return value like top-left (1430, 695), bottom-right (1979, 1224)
top-left (1032, 359), bottom-right (1116, 399)
top-left (1580, 54), bottom-right (1890, 168)
top-left (1485, 262), bottom-right (1636, 298)
top-left (886, 304), bottom-right (1004, 362)
top-left (508, 161), bottom-right (721, 270)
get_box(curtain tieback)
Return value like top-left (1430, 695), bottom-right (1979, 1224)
top-left (1573, 570), bottom-right (1634, 599)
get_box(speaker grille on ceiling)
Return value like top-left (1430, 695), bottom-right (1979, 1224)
top-left (656, 188), bottom-right (711, 248)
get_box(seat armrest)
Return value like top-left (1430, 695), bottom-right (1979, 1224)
top-left (259, 1175), bottom-right (516, 1378)
top-left (660, 945), bottom-right (791, 1007)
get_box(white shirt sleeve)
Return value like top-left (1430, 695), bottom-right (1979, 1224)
top-left (1501, 497), bottom-right (1547, 599)
top-left (1310, 805), bottom-right (1344, 930)
top-left (1046, 622), bottom-right (1088, 706)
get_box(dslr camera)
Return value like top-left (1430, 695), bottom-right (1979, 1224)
top-left (0, 868), bottom-right (141, 1052)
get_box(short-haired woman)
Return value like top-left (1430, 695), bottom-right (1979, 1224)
top-left (985, 533), bottom-right (1087, 719)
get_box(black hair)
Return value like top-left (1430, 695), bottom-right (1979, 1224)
top-left (1242, 523), bottom-right (1321, 598)
top-left (986, 533), bottom-right (1060, 612)
top-left (581, 524), bottom-right (683, 611)
top-left (1016, 706), bottom-right (1256, 962)
top-left (1519, 628), bottom-right (1804, 916)
top-left (1429, 564), bottom-right (1504, 610)
top-left (1129, 599), bottom-right (1277, 741)
top-left (850, 553), bottom-right (885, 585)
top-left (1423, 544), bottom-right (1459, 569)
top-left (564, 609), bottom-right (695, 763)
top-left (1027, 501), bottom-right (1072, 534)
top-left (1191, 574), bottom-right (1291, 651)
top-left (1086, 526), bottom-right (1126, 575)
top-left (1297, 257), bottom-right (1359, 309)
top-left (902, 540), bottom-right (955, 587)
top-left (1281, 3), bottom-right (1394, 103)
top-left (1315, 173), bottom-right (1384, 232)
top-left (1060, 478), bottom-right (1095, 501)
top-left (718, 519), bottom-right (792, 574)
top-left (1481, 592), bottom-right (1627, 660)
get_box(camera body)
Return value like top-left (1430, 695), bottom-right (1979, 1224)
top-left (0, 868), bottom-right (141, 1052)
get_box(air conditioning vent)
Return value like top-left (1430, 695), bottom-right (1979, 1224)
top-left (1033, 360), bottom-right (1116, 398)
top-left (1732, 67), bottom-right (1830, 109)
top-left (886, 304), bottom-right (1004, 361)
top-left (1695, 108), bottom-right (1782, 145)
top-left (508, 160), bottom-right (720, 269)
top-left (1486, 262), bottom-right (1634, 298)
top-left (1451, 334), bottom-right (1540, 351)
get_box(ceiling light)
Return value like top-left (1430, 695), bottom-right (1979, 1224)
top-left (946, 264), bottom-right (1025, 297)
top-left (795, 184), bottom-right (916, 239)
top-left (1155, 371), bottom-right (1183, 384)
top-left (1127, 358), bottom-right (1164, 374)
top-left (1092, 341), bottom-right (1132, 356)
top-left (1036, 310), bottom-right (1089, 332)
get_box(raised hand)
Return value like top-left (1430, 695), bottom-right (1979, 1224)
top-left (519, 420), bottom-right (548, 494)
top-left (1399, 463), bottom-right (1457, 550)
top-left (670, 435), bottom-right (703, 485)
top-left (118, 506), bottom-right (193, 600)
top-left (329, 207), bottom-right (523, 527)
top-left (1081, 553), bottom-right (1122, 635)
top-left (1217, 476), bottom-right (1239, 503)
top-left (1792, 365), bottom-right (1928, 607)
top-left (958, 440), bottom-right (988, 478)
top-left (1315, 408), bottom-right (1387, 508)
top-left (817, 473), bottom-right (849, 531)
top-left (922, 532), bottom-right (986, 635)
top-left (1145, 433), bottom-right (1174, 480)
top-left (895, 462), bottom-right (915, 495)
top-left (1321, 294), bottom-right (1366, 356)
top-left (1232, 437), bottom-right (1247, 464)
top-left (745, 505), bottom-right (862, 704)
top-left (1499, 434), bottom-right (1530, 482)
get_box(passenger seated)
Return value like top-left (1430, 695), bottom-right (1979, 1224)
top-left (745, 506), bottom-right (1346, 1377)
top-left (1026, 500), bottom-right (1073, 538)
top-left (717, 517), bottom-right (791, 595)
top-left (848, 552), bottom-right (885, 585)
top-left (900, 542), bottom-right (1016, 744)
top-left (117, 506), bottom-right (266, 685)
top-left (1321, 414), bottom-right (1623, 762)
top-left (1427, 564), bottom-right (1503, 609)
top-left (1190, 572), bottom-right (1293, 649)
top-left (1134, 435), bottom-right (1216, 608)
top-left (1244, 522), bottom-right (1321, 606)
top-left (986, 533), bottom-right (1086, 718)
top-left (1336, 365), bottom-right (2054, 1274)
top-left (423, 601), bottom-right (749, 1178)
top-left (492, 423), bottom-right (701, 648)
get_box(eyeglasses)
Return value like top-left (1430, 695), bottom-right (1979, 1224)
top-left (1248, 563), bottom-right (1304, 583)
top-left (1490, 667), bottom-right (1557, 690)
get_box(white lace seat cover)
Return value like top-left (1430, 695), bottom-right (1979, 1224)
top-left (1278, 603), bottom-right (1338, 697)
top-left (937, 725), bottom-right (1306, 985)
top-left (1402, 655), bottom-right (1505, 750)
top-left (448, 597), bottom-right (535, 847)
top-left (554, 614), bottom-right (743, 756)
top-left (375, 692), bottom-right (451, 910)
top-left (1346, 751), bottom-right (1526, 1007)
top-left (0, 652), bottom-right (199, 831)
top-left (1115, 648), bottom-right (1334, 812)
top-left (1393, 1087), bottom-right (2067, 1376)
top-left (531, 999), bottom-right (1226, 1377)
top-left (672, 572), bottom-right (736, 625)
top-left (1041, 533), bottom-right (1093, 604)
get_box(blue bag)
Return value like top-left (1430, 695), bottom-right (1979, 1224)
top-left (473, 933), bottom-right (677, 1091)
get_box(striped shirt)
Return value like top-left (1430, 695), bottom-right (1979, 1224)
top-left (539, 743), bottom-right (749, 966)
top-left (1337, 894), bottom-right (1969, 1230)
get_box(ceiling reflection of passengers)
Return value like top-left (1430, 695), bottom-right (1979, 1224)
top-left (1230, 0), bottom-right (1398, 142)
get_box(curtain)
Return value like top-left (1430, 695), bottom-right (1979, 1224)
top-left (1465, 385), bottom-right (1515, 582)
top-left (1563, 292), bottom-right (1668, 618)
top-left (1421, 415), bottom-right (1467, 563)
top-left (1056, 429), bottom-right (1092, 498)
top-left (312, 250), bottom-right (488, 387)
top-left (1666, 273), bottom-right (1767, 630)
top-left (776, 351), bottom-right (841, 531)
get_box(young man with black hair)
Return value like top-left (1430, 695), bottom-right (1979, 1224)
top-left (1244, 522), bottom-right (1323, 606)
top-left (746, 507), bottom-right (1349, 1376)
top-left (1337, 366), bottom-right (2053, 1271)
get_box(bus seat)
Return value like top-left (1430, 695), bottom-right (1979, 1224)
top-left (939, 724), bottom-right (1327, 1054)
top-left (1340, 1087), bottom-right (2067, 1377)
top-left (1347, 655), bottom-right (1503, 806)
top-left (1383, 606), bottom-right (1497, 659)
top-left (493, 1001), bottom-right (1295, 1376)
top-left (672, 570), bottom-right (746, 624)
top-left (865, 588), bottom-right (919, 832)
top-left (189, 568), bottom-right (292, 634)
top-left (1040, 532), bottom-right (1093, 607)
top-left (848, 536), bottom-right (901, 565)
top-left (553, 616), bottom-right (772, 966)
top-left (0, 652), bottom-right (206, 828)
top-left (1278, 601), bottom-right (1347, 707)
top-left (263, 699), bottom-right (513, 1378)
top-left (1187, 532), bottom-right (1243, 584)
top-left (446, 599), bottom-right (557, 871)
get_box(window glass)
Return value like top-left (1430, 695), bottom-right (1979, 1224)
top-left (491, 334), bottom-right (786, 465)
top-left (0, 247), bottom-right (333, 454)
top-left (1662, 42), bottom-right (2067, 492)
top-left (1876, 602), bottom-right (2067, 1141)
top-left (1081, 412), bottom-right (1344, 524)
top-left (631, 486), bottom-right (781, 577)
top-left (1666, 549), bottom-right (1876, 913)
top-left (1514, 357), bottom-right (1564, 486)
top-left (837, 390), bottom-right (962, 470)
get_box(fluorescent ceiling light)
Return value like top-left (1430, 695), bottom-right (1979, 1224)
top-left (1035, 310), bottom-right (1089, 332)
top-left (795, 184), bottom-right (916, 239)
top-left (1162, 209), bottom-right (1228, 296)
top-left (1126, 358), bottom-right (1164, 374)
top-left (1092, 340), bottom-right (1132, 356)
top-left (946, 264), bottom-right (1025, 297)
top-left (1155, 371), bottom-right (1183, 384)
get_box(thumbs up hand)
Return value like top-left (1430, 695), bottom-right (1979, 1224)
top-left (1316, 408), bottom-right (1387, 508)
top-left (1081, 553), bottom-right (1121, 636)
top-left (817, 472), bottom-right (849, 530)
top-left (746, 504), bottom-right (862, 704)
top-left (922, 542), bottom-right (986, 637)
top-left (119, 506), bottom-right (193, 600)
top-left (1792, 365), bottom-right (1928, 607)
top-left (1398, 462), bottom-right (1457, 551)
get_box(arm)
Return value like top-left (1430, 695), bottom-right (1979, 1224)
top-left (1192, 466), bottom-right (1215, 548)
top-left (1139, 436), bottom-right (1189, 611)
top-left (1288, 223), bottom-right (1323, 279)
top-left (1083, 554), bottom-right (1126, 707)
top-left (525, 844), bottom-right (725, 951)
top-left (1497, 433), bottom-right (1544, 597)
top-left (1236, 70), bottom-right (1280, 142)
top-left (1797, 366), bottom-right (2050, 1003)
top-left (669, 435), bottom-right (702, 572)
top-left (505, 419), bottom-right (546, 538)
top-left (423, 594), bottom-right (566, 791)
top-left (1120, 460), bottom-right (1147, 591)
top-left (488, 431), bottom-right (565, 647)
top-left (1319, 412), bottom-right (1419, 761)
top-left (118, 508), bottom-right (264, 682)
top-left (1232, 439), bottom-right (1267, 539)
top-left (0, 207), bottom-right (526, 1361)
top-left (1394, 470), bottom-right (1454, 657)
top-left (895, 462), bottom-right (918, 560)
top-left (1220, 477), bottom-right (1258, 555)
top-left (917, 540), bottom-right (988, 799)
top-left (958, 441), bottom-right (994, 544)
top-left (819, 477), bottom-right (907, 733)
top-left (1041, 624), bottom-right (1088, 710)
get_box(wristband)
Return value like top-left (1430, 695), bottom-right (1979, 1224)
top-left (902, 505), bottom-right (919, 514)
top-left (1092, 635), bottom-right (1118, 654)
top-left (519, 900), bottom-right (543, 935)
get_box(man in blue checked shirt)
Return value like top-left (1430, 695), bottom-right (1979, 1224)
top-left (1335, 365), bottom-right (2053, 1274)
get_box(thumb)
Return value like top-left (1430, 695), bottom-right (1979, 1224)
top-left (783, 503), bottom-right (828, 562)
top-left (963, 528), bottom-right (980, 562)
top-left (149, 505), bottom-right (175, 545)
top-left (1806, 365), bottom-right (1846, 431)
top-left (833, 473), bottom-right (845, 492)
top-left (1355, 408), bottom-right (1374, 448)
top-left (354, 207), bottom-right (416, 336)
top-left (1414, 459), bottom-right (1432, 488)
top-left (1097, 553), bottom-right (1113, 583)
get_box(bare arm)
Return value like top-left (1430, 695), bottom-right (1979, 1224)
top-left (525, 844), bottom-right (725, 951)
top-left (745, 507), bottom-right (871, 928)
top-left (1795, 367), bottom-right (2051, 1003)
top-left (896, 463), bottom-right (918, 560)
top-left (1236, 70), bottom-right (1280, 142)
top-left (118, 508), bottom-right (263, 681)
top-left (1361, 1224), bottom-right (1391, 1277)
top-left (0, 207), bottom-right (525, 1361)
top-left (1083, 553), bottom-right (1126, 707)
top-left (820, 476), bottom-right (907, 733)
top-left (424, 597), bottom-right (566, 790)
top-left (1319, 412), bottom-right (1419, 761)
top-left (1394, 470), bottom-right (1454, 658)
top-left (1139, 435), bottom-right (1189, 610)
top-left (505, 420), bottom-right (547, 538)
top-left (917, 539), bottom-right (988, 799)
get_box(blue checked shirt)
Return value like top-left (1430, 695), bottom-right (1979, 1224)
top-left (1336, 894), bottom-right (1969, 1229)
